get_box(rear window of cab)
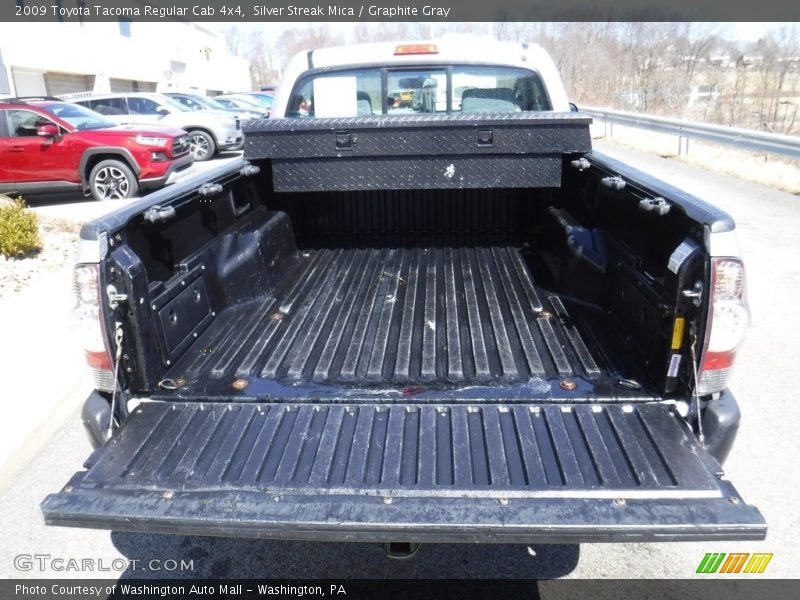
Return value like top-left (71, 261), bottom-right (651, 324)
top-left (287, 65), bottom-right (551, 118)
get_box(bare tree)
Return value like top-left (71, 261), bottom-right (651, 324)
top-left (246, 30), bottom-right (279, 88)
top-left (274, 25), bottom-right (346, 69)
top-left (351, 23), bottom-right (431, 44)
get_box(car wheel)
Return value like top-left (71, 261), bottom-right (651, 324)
top-left (89, 159), bottom-right (139, 201)
top-left (187, 130), bottom-right (216, 161)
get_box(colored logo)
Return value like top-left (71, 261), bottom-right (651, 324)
top-left (696, 553), bottom-right (772, 574)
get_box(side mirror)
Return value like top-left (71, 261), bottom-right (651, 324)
top-left (37, 124), bottom-right (59, 138)
top-left (157, 107), bottom-right (170, 116)
top-left (569, 102), bottom-right (579, 113)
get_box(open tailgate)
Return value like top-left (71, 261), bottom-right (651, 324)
top-left (42, 401), bottom-right (765, 543)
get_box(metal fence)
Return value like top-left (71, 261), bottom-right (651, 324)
top-left (580, 106), bottom-right (800, 160)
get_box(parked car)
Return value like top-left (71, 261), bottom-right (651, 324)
top-left (216, 93), bottom-right (271, 111)
top-left (242, 92), bottom-right (274, 107)
top-left (164, 92), bottom-right (267, 122)
top-left (60, 92), bottom-right (242, 161)
top-left (0, 97), bottom-right (191, 201)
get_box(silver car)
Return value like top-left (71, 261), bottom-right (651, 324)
top-left (61, 92), bottom-right (243, 161)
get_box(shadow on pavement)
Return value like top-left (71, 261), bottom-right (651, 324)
top-left (111, 533), bottom-right (580, 579)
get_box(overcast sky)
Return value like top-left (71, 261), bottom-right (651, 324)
top-left (211, 22), bottom-right (790, 43)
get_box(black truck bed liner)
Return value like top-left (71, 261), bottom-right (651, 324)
top-left (42, 401), bottom-right (766, 542)
top-left (163, 246), bottom-right (645, 399)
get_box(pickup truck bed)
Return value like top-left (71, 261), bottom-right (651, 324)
top-left (42, 113), bottom-right (765, 543)
top-left (165, 243), bottom-right (639, 398)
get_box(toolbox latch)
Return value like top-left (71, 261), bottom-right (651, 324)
top-left (335, 131), bottom-right (353, 150)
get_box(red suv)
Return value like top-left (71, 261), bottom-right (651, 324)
top-left (0, 97), bottom-right (192, 201)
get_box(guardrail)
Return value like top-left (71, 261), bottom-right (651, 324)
top-left (580, 106), bottom-right (800, 160)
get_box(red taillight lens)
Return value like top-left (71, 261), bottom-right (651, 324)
top-left (72, 264), bottom-right (116, 392)
top-left (394, 44), bottom-right (439, 55)
top-left (697, 258), bottom-right (749, 395)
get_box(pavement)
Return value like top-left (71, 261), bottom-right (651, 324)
top-left (0, 146), bottom-right (797, 581)
top-left (0, 203), bottom-right (118, 489)
top-left (0, 158), bottom-right (232, 490)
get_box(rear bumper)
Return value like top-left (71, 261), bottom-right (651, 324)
top-left (702, 389), bottom-right (741, 465)
top-left (217, 135), bottom-right (244, 152)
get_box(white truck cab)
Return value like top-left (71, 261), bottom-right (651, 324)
top-left (270, 35), bottom-right (571, 119)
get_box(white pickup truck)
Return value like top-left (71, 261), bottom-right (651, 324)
top-left (42, 36), bottom-right (764, 555)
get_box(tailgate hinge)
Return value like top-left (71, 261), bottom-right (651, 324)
top-left (106, 284), bottom-right (128, 310)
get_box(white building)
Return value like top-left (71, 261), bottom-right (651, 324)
top-left (0, 20), bottom-right (250, 97)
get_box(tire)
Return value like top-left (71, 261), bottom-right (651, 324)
top-left (187, 130), bottom-right (216, 161)
top-left (88, 159), bottom-right (139, 201)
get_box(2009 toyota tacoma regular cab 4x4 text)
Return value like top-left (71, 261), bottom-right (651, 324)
top-left (42, 37), bottom-right (765, 546)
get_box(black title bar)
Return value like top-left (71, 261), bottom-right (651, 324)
top-left (3, 0), bottom-right (800, 22)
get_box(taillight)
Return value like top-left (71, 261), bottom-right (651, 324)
top-left (72, 264), bottom-right (116, 392)
top-left (697, 258), bottom-right (749, 395)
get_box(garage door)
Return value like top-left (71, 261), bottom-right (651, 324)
top-left (110, 78), bottom-right (157, 93)
top-left (44, 72), bottom-right (94, 96)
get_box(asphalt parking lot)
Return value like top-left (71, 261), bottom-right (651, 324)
top-left (0, 143), bottom-right (797, 581)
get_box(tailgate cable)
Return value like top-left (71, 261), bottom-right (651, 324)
top-left (108, 322), bottom-right (124, 438)
top-left (689, 332), bottom-right (705, 447)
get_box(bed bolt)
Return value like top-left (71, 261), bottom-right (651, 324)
top-left (201, 265), bottom-right (206, 271)
top-left (560, 379), bottom-right (577, 391)
top-left (729, 496), bottom-right (741, 505)
top-left (63, 486), bottom-right (73, 493)
top-left (165, 359), bottom-right (171, 366)
top-left (270, 312), bottom-right (285, 321)
top-left (499, 498), bottom-right (509, 506)
top-left (383, 496), bottom-right (393, 505)
top-left (232, 378), bottom-right (249, 391)
top-left (539, 310), bottom-right (552, 319)
top-left (162, 491), bottom-right (174, 500)
top-left (613, 498), bottom-right (626, 507)
top-left (151, 304), bottom-right (157, 310)
top-left (139, 297), bottom-right (144, 305)
top-left (126, 367), bottom-right (133, 373)
top-left (181, 280), bottom-right (187, 286)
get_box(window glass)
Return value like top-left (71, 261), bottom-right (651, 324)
top-left (118, 18), bottom-right (131, 38)
top-left (85, 98), bottom-right (127, 116)
top-left (6, 109), bottom-right (50, 137)
top-left (452, 66), bottom-right (550, 113)
top-left (289, 69), bottom-right (381, 117)
top-left (41, 102), bottom-right (114, 130)
top-left (387, 70), bottom-right (445, 114)
top-left (289, 65), bottom-right (550, 117)
top-left (0, 110), bottom-right (9, 137)
top-left (127, 97), bottom-right (162, 115)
